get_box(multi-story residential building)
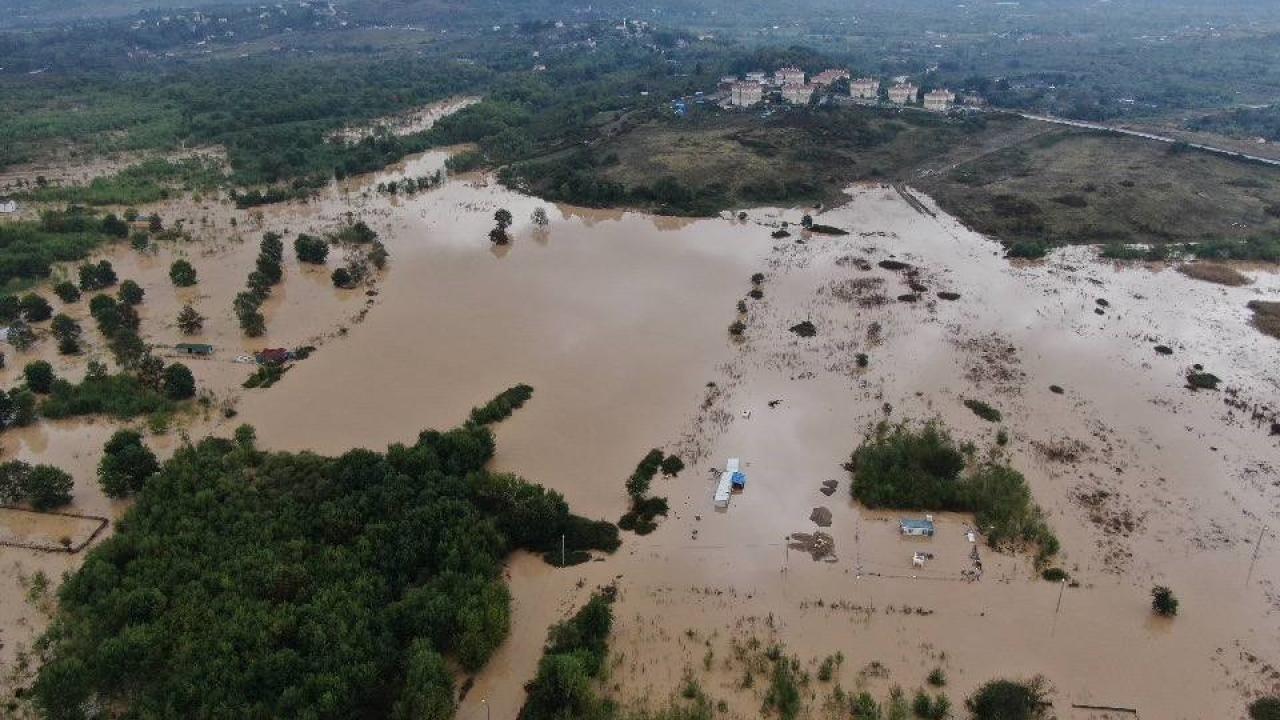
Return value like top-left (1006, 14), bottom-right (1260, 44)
top-left (782, 83), bottom-right (815, 105)
top-left (888, 83), bottom-right (918, 105)
top-left (730, 81), bottom-right (764, 107)
top-left (923, 89), bottom-right (956, 111)
top-left (774, 66), bottom-right (805, 85)
top-left (851, 77), bottom-right (880, 99)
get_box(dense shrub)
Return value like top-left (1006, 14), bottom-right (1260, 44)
top-left (117, 279), bottom-right (145, 306)
top-left (40, 371), bottom-right (175, 419)
top-left (162, 363), bottom-right (196, 400)
top-left (966, 677), bottom-right (1051, 720)
top-left (1250, 697), bottom-right (1280, 720)
top-left (0, 460), bottom-right (73, 510)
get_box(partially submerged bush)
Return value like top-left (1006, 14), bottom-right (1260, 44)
top-left (1186, 371), bottom-right (1221, 390)
top-left (1151, 585), bottom-right (1178, 616)
top-left (789, 320), bottom-right (817, 338)
top-left (966, 677), bottom-right (1051, 720)
top-left (964, 398), bottom-right (1002, 423)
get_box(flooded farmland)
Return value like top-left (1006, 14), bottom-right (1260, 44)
top-left (2, 149), bottom-right (1278, 719)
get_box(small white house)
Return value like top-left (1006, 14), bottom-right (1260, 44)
top-left (0, 199), bottom-right (18, 214)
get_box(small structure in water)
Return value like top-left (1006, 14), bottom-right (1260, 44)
top-left (255, 348), bottom-right (292, 365)
top-left (900, 517), bottom-right (936, 537)
top-left (715, 457), bottom-right (745, 508)
top-left (175, 343), bottom-right (214, 357)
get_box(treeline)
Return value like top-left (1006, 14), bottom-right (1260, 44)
top-left (32, 390), bottom-right (620, 718)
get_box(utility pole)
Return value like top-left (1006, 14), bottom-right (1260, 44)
top-left (1247, 525), bottom-right (1268, 586)
top-left (481, 698), bottom-right (490, 720)
top-left (560, 534), bottom-right (566, 568)
top-left (1050, 578), bottom-right (1066, 636)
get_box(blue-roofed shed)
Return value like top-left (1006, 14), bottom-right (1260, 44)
top-left (899, 518), bottom-right (935, 537)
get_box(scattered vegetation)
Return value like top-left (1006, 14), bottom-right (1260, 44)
top-left (520, 588), bottom-right (616, 720)
top-left (789, 320), bottom-right (817, 338)
top-left (1247, 300), bottom-right (1280, 339)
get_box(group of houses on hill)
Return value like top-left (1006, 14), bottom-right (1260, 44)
top-left (720, 66), bottom-right (958, 112)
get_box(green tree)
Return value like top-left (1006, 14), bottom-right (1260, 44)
top-left (176, 305), bottom-right (204, 335)
top-left (294, 234), bottom-right (329, 264)
top-left (531, 207), bottom-right (549, 226)
top-left (25, 465), bottom-right (74, 511)
top-left (19, 293), bottom-right (53, 322)
top-left (9, 388), bottom-right (36, 427)
top-left (0, 461), bottom-right (31, 504)
top-left (169, 259), bottom-right (197, 287)
top-left (162, 363), bottom-right (196, 400)
top-left (117, 279), bottom-right (145, 306)
top-left (24, 361), bottom-right (55, 394)
top-left (53, 281), bottom-right (81, 304)
top-left (98, 429), bottom-right (159, 498)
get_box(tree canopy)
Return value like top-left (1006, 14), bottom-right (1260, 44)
top-left (34, 388), bottom-right (618, 719)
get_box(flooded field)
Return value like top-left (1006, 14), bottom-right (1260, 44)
top-left (1, 145), bottom-right (1278, 718)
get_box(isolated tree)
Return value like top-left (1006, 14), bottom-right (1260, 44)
top-left (53, 281), bottom-right (81, 304)
top-left (295, 234), bottom-right (329, 264)
top-left (23, 361), bottom-right (55, 394)
top-left (331, 267), bottom-right (355, 289)
top-left (7, 320), bottom-right (36, 352)
top-left (98, 429), bottom-right (159, 498)
top-left (147, 213), bottom-right (163, 233)
top-left (660, 455), bottom-right (685, 477)
top-left (162, 363), bottom-right (196, 400)
top-left (491, 208), bottom-right (514, 244)
top-left (19, 293), bottom-right (53, 322)
top-left (1151, 585), bottom-right (1178, 616)
top-left (801, 214), bottom-right (814, 228)
top-left (25, 465), bottom-right (74, 511)
top-left (117, 280), bottom-right (145, 306)
top-left (0, 461), bottom-right (30, 504)
top-left (169, 259), bottom-right (198, 287)
top-left (176, 305), bottom-right (205, 335)
top-left (531, 207), bottom-right (550, 226)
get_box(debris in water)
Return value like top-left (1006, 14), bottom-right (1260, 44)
top-left (809, 507), bottom-right (832, 527)
top-left (937, 291), bottom-right (961, 301)
top-left (820, 479), bottom-right (839, 496)
top-left (789, 532), bottom-right (836, 561)
top-left (789, 320), bottom-right (817, 337)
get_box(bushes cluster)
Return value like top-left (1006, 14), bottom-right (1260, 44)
top-left (51, 314), bottom-right (83, 355)
top-left (33, 394), bottom-right (618, 719)
top-left (965, 677), bottom-right (1051, 720)
top-left (848, 421), bottom-right (1058, 561)
top-left (619, 448), bottom-right (680, 535)
top-left (1151, 585), bottom-right (1178, 616)
top-left (39, 359), bottom-right (192, 419)
top-left (520, 589), bottom-right (617, 720)
top-left (0, 460), bottom-right (75, 511)
top-left (467, 383), bottom-right (533, 426)
top-left (77, 259), bottom-right (117, 291)
top-left (963, 398), bottom-right (1002, 422)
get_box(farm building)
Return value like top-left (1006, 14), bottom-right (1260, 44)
top-left (255, 348), bottom-right (292, 365)
top-left (175, 343), bottom-right (214, 357)
top-left (900, 517), bottom-right (936, 536)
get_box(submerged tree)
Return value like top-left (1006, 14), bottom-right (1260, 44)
top-left (176, 305), bottom-right (205, 335)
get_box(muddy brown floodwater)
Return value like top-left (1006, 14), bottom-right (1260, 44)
top-left (2, 139), bottom-right (1279, 720)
